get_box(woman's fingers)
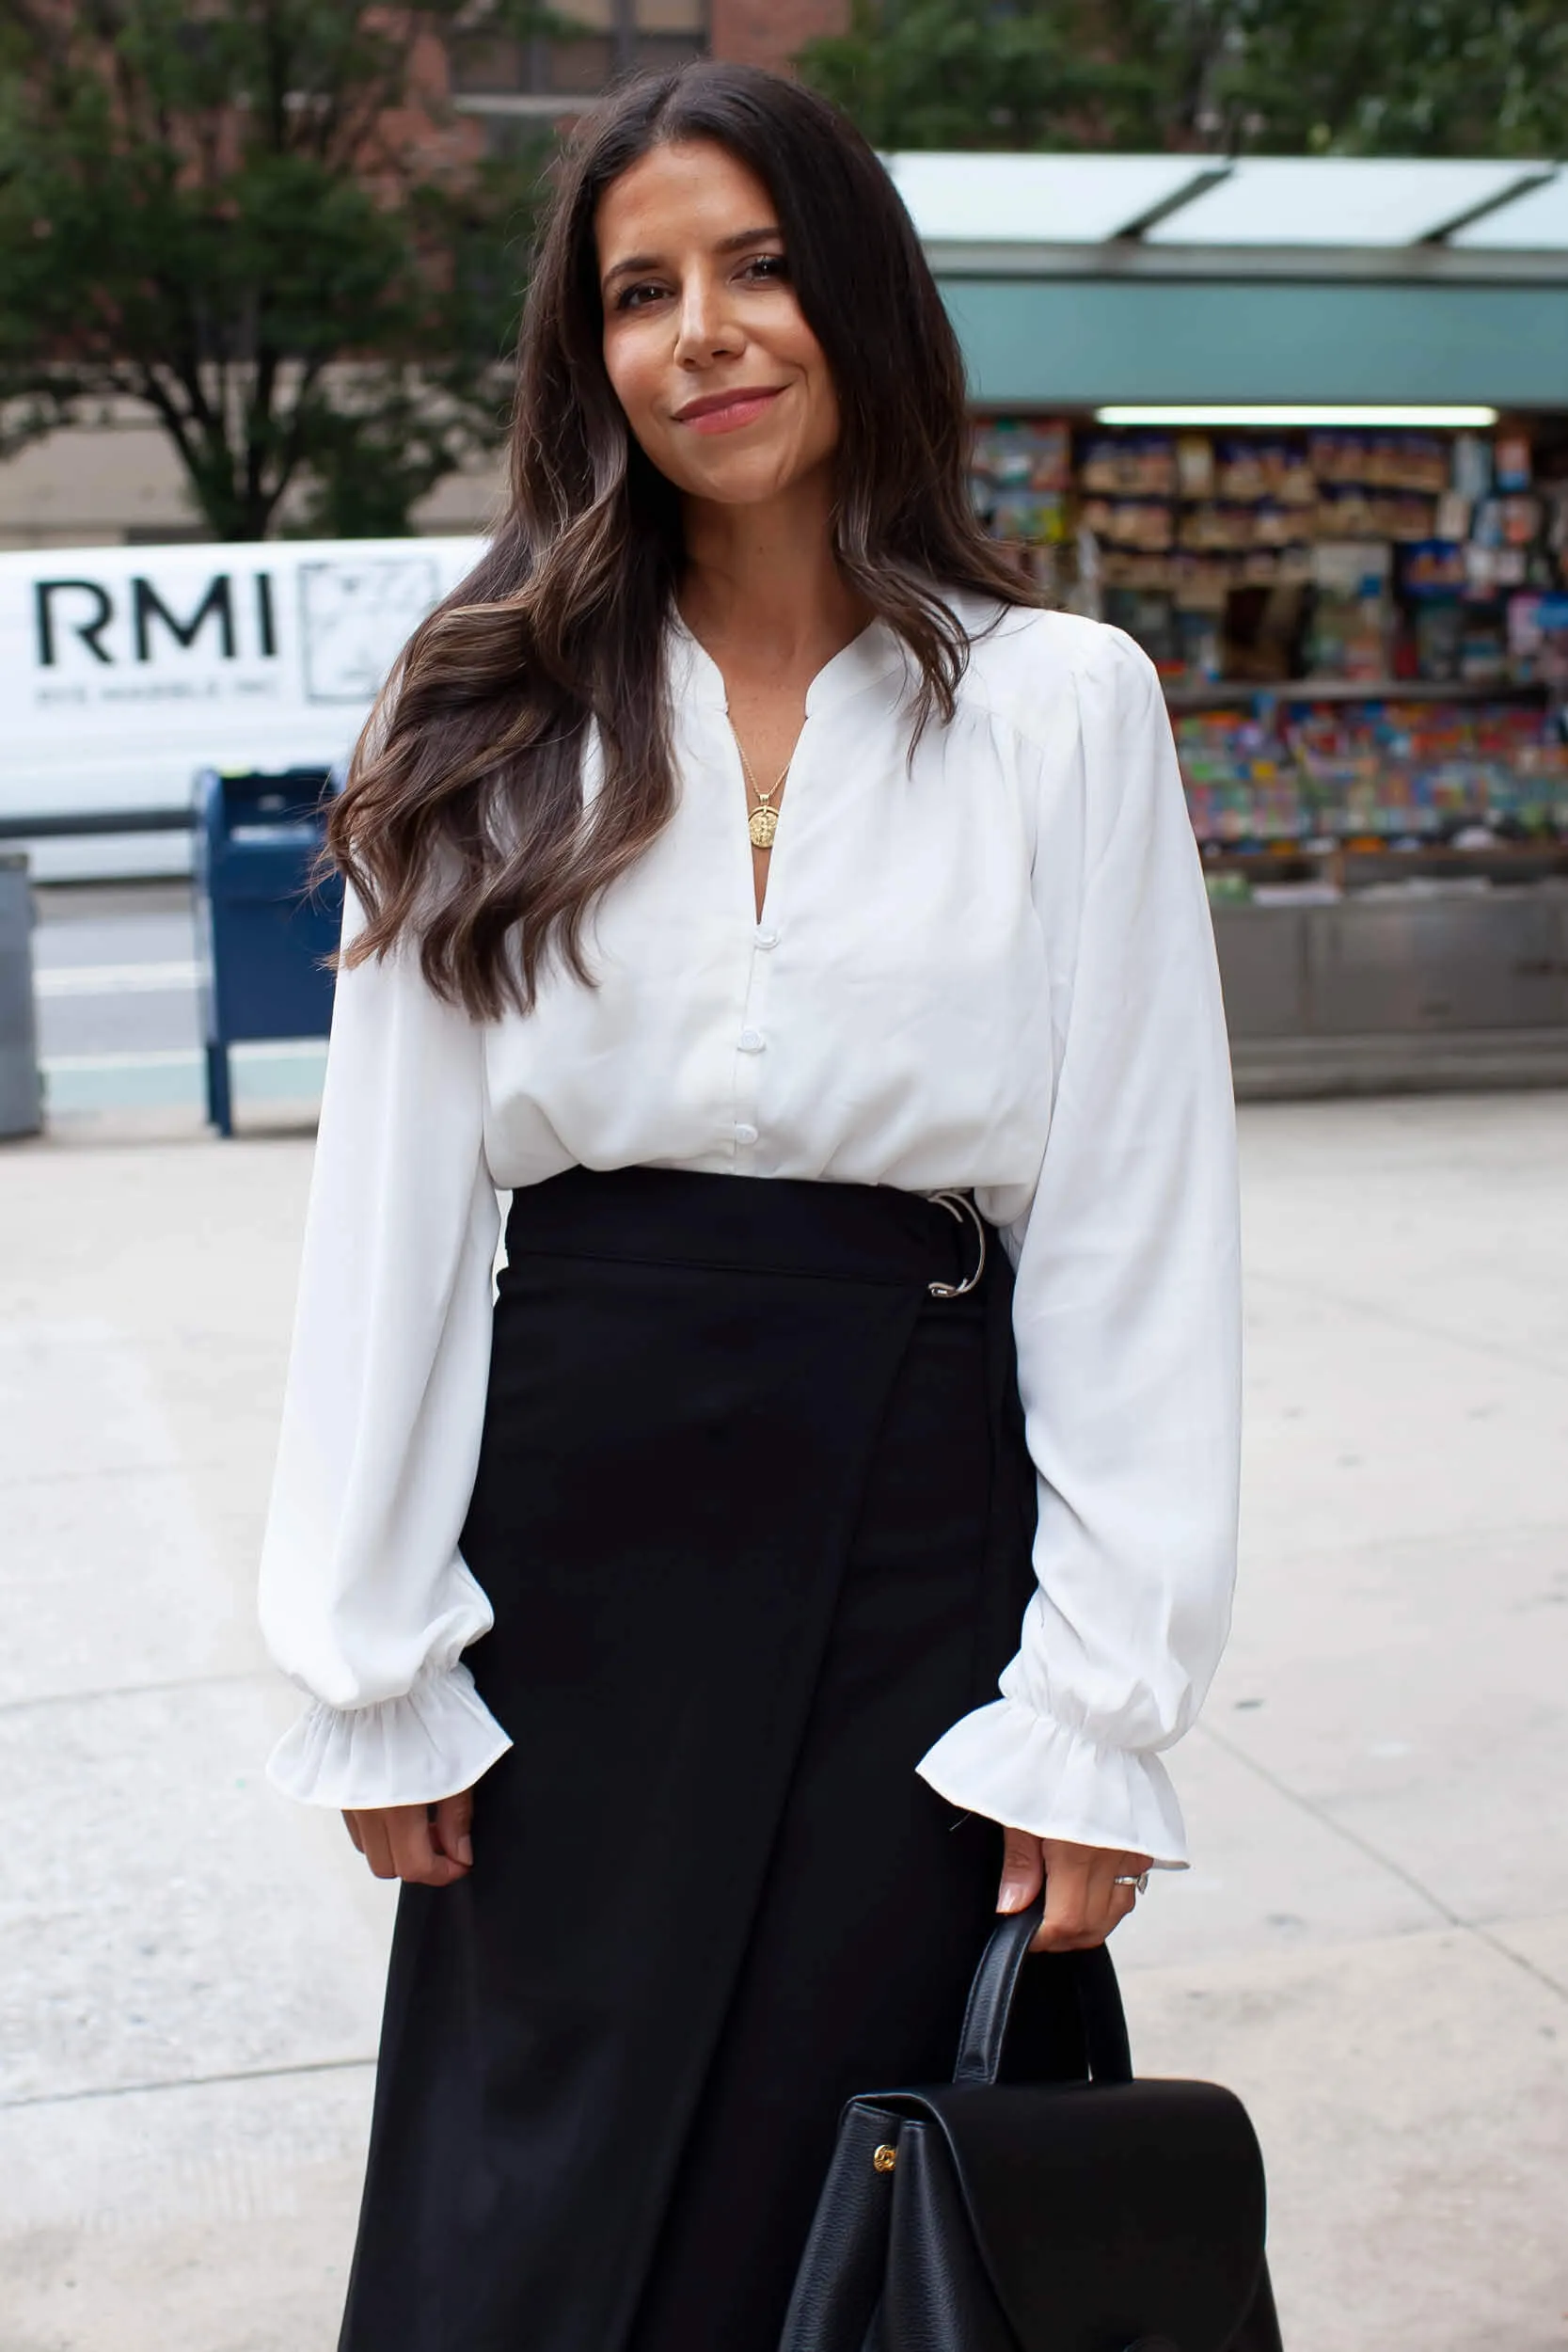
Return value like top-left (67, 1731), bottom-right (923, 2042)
top-left (354, 1811), bottom-right (397, 1880)
top-left (342, 1810), bottom-right (365, 1854)
top-left (387, 1809), bottom-right (436, 1882)
top-left (995, 1824), bottom-right (1045, 1917)
top-left (1090, 1849), bottom-right (1140, 1943)
top-left (1031, 1838), bottom-right (1153, 1950)
top-left (341, 1801), bottom-right (475, 1886)
top-left (1032, 1838), bottom-right (1091, 1950)
top-left (432, 1788), bottom-right (475, 1869)
top-left (389, 1805), bottom-right (467, 1887)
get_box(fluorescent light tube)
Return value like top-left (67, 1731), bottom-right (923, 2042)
top-left (1094, 405), bottom-right (1498, 428)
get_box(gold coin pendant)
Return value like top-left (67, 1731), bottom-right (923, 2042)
top-left (748, 805), bottom-right (780, 850)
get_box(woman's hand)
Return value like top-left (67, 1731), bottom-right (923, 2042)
top-left (996, 1830), bottom-right (1152, 1951)
top-left (342, 1791), bottom-right (475, 1887)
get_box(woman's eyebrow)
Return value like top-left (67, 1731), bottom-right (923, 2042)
top-left (713, 223), bottom-right (784, 254)
top-left (601, 224), bottom-right (784, 292)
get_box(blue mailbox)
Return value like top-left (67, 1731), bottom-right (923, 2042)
top-left (193, 765), bottom-right (343, 1136)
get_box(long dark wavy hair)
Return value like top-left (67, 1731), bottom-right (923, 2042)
top-left (328, 60), bottom-right (1044, 1018)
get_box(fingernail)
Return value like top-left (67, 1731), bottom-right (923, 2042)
top-left (997, 1883), bottom-right (1026, 1914)
top-left (457, 1834), bottom-right (474, 1867)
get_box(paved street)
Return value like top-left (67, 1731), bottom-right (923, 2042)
top-left (1, 1089), bottom-right (1565, 2352)
top-left (30, 882), bottom-right (326, 1120)
top-left (31, 884), bottom-right (201, 1061)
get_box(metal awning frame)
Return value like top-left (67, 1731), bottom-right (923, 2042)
top-left (895, 155), bottom-right (1568, 284)
top-left (922, 238), bottom-right (1568, 285)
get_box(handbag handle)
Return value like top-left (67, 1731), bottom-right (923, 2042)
top-left (952, 1893), bottom-right (1134, 2089)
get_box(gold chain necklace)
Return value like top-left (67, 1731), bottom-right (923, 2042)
top-left (736, 739), bottom-right (790, 850)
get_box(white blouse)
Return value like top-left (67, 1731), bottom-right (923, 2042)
top-left (258, 595), bottom-right (1241, 1868)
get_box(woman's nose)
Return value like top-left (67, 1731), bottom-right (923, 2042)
top-left (673, 273), bottom-right (743, 366)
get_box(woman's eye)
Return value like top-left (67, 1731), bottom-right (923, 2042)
top-left (610, 254), bottom-right (786, 311)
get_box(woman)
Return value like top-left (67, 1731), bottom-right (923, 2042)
top-left (259, 59), bottom-right (1241, 2352)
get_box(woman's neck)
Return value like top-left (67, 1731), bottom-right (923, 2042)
top-left (676, 473), bottom-right (870, 685)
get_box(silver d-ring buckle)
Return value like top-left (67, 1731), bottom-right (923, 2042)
top-left (926, 1189), bottom-right (988, 1299)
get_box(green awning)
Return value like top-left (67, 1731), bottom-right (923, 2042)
top-left (939, 275), bottom-right (1568, 412)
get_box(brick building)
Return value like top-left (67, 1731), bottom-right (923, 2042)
top-left (448, 1), bottom-right (850, 146)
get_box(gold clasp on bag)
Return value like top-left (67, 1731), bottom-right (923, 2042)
top-left (872, 2143), bottom-right (897, 2173)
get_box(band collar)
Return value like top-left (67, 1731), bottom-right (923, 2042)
top-left (665, 604), bottom-right (911, 723)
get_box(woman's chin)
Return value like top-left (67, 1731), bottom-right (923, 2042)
top-left (675, 453), bottom-right (823, 510)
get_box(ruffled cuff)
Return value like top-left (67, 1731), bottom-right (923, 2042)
top-left (915, 1696), bottom-right (1189, 1868)
top-left (266, 1655), bottom-right (514, 1809)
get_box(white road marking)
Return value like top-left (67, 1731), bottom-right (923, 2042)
top-left (34, 960), bottom-right (202, 998)
top-left (42, 1042), bottom-right (324, 1073)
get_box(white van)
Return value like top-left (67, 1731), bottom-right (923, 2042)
top-left (0, 535), bottom-right (483, 880)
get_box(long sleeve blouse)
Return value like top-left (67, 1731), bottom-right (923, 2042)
top-left (257, 596), bottom-right (1241, 1868)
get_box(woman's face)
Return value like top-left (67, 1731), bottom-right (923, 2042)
top-left (594, 138), bottom-right (841, 511)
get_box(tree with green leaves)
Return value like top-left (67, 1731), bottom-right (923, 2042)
top-left (798, 0), bottom-right (1568, 159)
top-left (0, 1), bottom-right (553, 540)
top-left (793, 0), bottom-right (1150, 151)
top-left (1196, 0), bottom-right (1568, 157)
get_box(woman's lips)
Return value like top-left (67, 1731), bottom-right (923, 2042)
top-left (676, 389), bottom-right (784, 436)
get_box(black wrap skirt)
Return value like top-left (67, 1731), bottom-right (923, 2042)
top-left (339, 1166), bottom-right (1037, 2352)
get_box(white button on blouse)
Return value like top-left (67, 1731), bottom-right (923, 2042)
top-left (257, 596), bottom-right (1242, 1867)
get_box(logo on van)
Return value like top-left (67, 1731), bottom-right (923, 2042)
top-left (32, 554), bottom-right (441, 705)
top-left (35, 573), bottom-right (275, 668)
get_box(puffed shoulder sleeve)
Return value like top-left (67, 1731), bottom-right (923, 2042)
top-left (258, 886), bottom-right (510, 1809)
top-left (917, 628), bottom-right (1241, 1867)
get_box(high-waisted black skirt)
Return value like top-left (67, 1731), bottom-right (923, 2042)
top-left (339, 1166), bottom-right (1037, 2352)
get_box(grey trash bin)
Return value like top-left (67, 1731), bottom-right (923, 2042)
top-left (0, 854), bottom-right (42, 1140)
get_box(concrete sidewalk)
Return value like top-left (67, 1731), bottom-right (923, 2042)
top-left (1, 1094), bottom-right (1564, 2352)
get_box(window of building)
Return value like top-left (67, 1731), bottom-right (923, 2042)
top-left (451, 0), bottom-right (708, 119)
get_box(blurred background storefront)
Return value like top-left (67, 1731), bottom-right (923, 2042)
top-left (897, 152), bottom-right (1568, 1089)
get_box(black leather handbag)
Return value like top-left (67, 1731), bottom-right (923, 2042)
top-left (779, 1896), bottom-right (1282, 2352)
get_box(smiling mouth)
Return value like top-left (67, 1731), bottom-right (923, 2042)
top-left (673, 388), bottom-right (784, 436)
